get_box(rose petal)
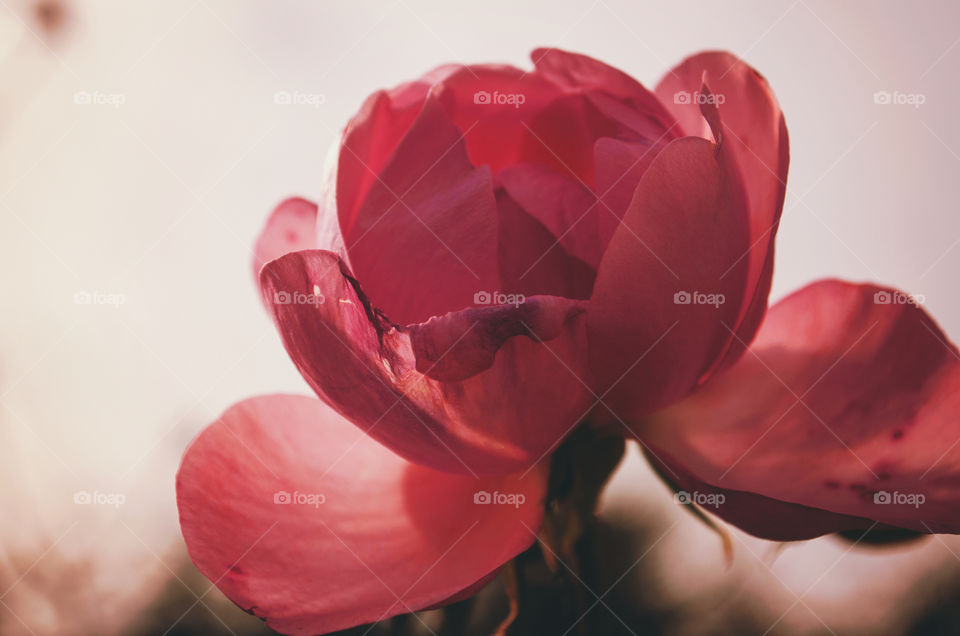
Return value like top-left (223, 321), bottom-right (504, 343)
top-left (593, 136), bottom-right (670, 247)
top-left (337, 66), bottom-right (458, 237)
top-left (408, 295), bottom-right (587, 382)
top-left (642, 280), bottom-right (960, 536)
top-left (495, 187), bottom-right (595, 300)
top-left (655, 52), bottom-right (789, 369)
top-left (648, 453), bottom-right (872, 541)
top-left (430, 64), bottom-right (563, 175)
top-left (586, 135), bottom-right (750, 420)
top-left (343, 98), bottom-right (500, 325)
top-left (531, 48), bottom-right (677, 128)
top-left (177, 394), bottom-right (547, 635)
top-left (251, 197), bottom-right (318, 280)
top-left (495, 163), bottom-right (602, 269)
top-left (260, 250), bottom-right (592, 475)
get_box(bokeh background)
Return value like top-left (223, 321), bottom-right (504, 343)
top-left (1, 0), bottom-right (959, 634)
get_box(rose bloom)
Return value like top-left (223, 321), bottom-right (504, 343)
top-left (177, 48), bottom-right (960, 635)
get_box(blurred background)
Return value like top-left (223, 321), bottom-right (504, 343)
top-left (1, 0), bottom-right (959, 634)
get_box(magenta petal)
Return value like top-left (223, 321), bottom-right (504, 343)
top-left (336, 68), bottom-right (457, 238)
top-left (343, 98), bottom-right (500, 326)
top-left (496, 163), bottom-right (603, 270)
top-left (260, 250), bottom-right (592, 475)
top-left (531, 48), bottom-right (676, 127)
top-left (251, 197), bottom-right (319, 280)
top-left (431, 64), bottom-right (563, 175)
top-left (648, 454), bottom-right (871, 541)
top-left (586, 135), bottom-right (750, 420)
top-left (177, 395), bottom-right (547, 635)
top-left (655, 52), bottom-right (789, 368)
top-left (643, 280), bottom-right (960, 536)
top-left (408, 295), bottom-right (587, 382)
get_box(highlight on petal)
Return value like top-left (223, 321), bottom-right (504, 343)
top-left (260, 249), bottom-right (592, 475)
top-left (641, 280), bottom-right (960, 538)
top-left (655, 51), bottom-right (789, 370)
top-left (177, 394), bottom-right (548, 635)
top-left (587, 135), bottom-right (751, 421)
top-left (251, 197), bottom-right (318, 281)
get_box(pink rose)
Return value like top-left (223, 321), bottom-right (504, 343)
top-left (177, 48), bottom-right (960, 634)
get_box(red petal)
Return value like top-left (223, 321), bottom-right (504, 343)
top-left (495, 164), bottom-right (602, 270)
top-left (177, 395), bottom-right (547, 635)
top-left (642, 280), bottom-right (960, 536)
top-left (251, 197), bottom-right (318, 280)
top-left (431, 64), bottom-right (564, 175)
top-left (655, 52), bottom-right (789, 368)
top-left (260, 250), bottom-right (592, 475)
top-left (531, 48), bottom-right (677, 127)
top-left (648, 453), bottom-right (871, 541)
top-left (342, 98), bottom-right (500, 326)
top-left (586, 136), bottom-right (751, 419)
top-left (495, 187), bottom-right (595, 300)
top-left (337, 66), bottom-right (458, 238)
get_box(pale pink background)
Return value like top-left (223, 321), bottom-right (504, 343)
top-left (0, 1), bottom-right (958, 634)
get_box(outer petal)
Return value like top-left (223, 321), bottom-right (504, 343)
top-left (586, 135), bottom-right (750, 420)
top-left (343, 98), bottom-right (500, 326)
top-left (177, 395), bottom-right (547, 635)
top-left (655, 52), bottom-right (789, 368)
top-left (251, 197), bottom-right (318, 281)
top-left (642, 280), bottom-right (960, 536)
top-left (260, 250), bottom-right (592, 475)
